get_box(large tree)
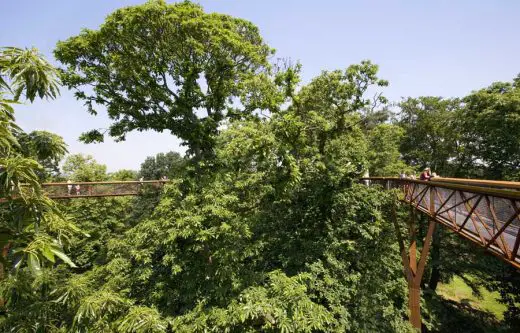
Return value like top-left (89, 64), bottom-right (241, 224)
top-left (38, 62), bottom-right (411, 332)
top-left (0, 46), bottom-right (77, 325)
top-left (55, 0), bottom-right (273, 160)
top-left (15, 130), bottom-right (68, 180)
top-left (62, 154), bottom-right (107, 182)
top-left (460, 76), bottom-right (520, 180)
top-left (139, 151), bottom-right (185, 180)
top-left (397, 96), bottom-right (463, 176)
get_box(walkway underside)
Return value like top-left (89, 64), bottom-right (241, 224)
top-left (367, 177), bottom-right (520, 269)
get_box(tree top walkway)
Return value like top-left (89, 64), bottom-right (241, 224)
top-left (365, 177), bottom-right (520, 269)
top-left (5, 177), bottom-right (520, 269)
top-left (37, 180), bottom-right (167, 199)
top-left (364, 176), bottom-right (520, 329)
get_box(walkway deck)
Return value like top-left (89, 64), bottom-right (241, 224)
top-left (41, 180), bottom-right (168, 199)
top-left (0, 180), bottom-right (168, 202)
top-left (365, 177), bottom-right (520, 269)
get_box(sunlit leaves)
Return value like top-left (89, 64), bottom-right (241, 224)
top-left (0, 47), bottom-right (60, 102)
top-left (15, 235), bottom-right (77, 275)
top-left (118, 306), bottom-right (167, 333)
top-left (79, 129), bottom-right (105, 144)
top-left (62, 154), bottom-right (107, 182)
top-left (72, 290), bottom-right (131, 329)
top-left (55, 0), bottom-right (273, 158)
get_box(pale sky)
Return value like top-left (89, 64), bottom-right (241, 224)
top-left (1, 0), bottom-right (519, 171)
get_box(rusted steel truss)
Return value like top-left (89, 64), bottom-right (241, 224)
top-left (0, 180), bottom-right (167, 202)
top-left (367, 177), bottom-right (520, 270)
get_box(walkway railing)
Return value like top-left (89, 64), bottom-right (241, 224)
top-left (0, 180), bottom-right (168, 202)
top-left (42, 180), bottom-right (168, 199)
top-left (364, 177), bottom-right (520, 269)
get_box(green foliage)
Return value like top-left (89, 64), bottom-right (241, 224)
top-left (62, 197), bottom-right (133, 269)
top-left (170, 271), bottom-right (335, 332)
top-left (398, 96), bottom-right (463, 176)
top-left (15, 130), bottom-right (68, 180)
top-left (118, 306), bottom-right (167, 333)
top-left (138, 151), bottom-right (185, 180)
top-left (0, 46), bottom-right (77, 331)
top-left (0, 47), bottom-right (59, 102)
top-left (0, 58), bottom-right (415, 332)
top-left (367, 124), bottom-right (410, 176)
top-left (109, 169), bottom-right (138, 181)
top-left (47, 60), bottom-right (409, 332)
top-left (55, 0), bottom-right (273, 158)
top-left (461, 77), bottom-right (520, 180)
top-left (62, 154), bottom-right (107, 182)
top-left (78, 129), bottom-right (105, 144)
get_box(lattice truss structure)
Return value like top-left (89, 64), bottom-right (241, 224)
top-left (0, 181), bottom-right (167, 202)
top-left (41, 181), bottom-right (167, 199)
top-left (369, 178), bottom-right (520, 269)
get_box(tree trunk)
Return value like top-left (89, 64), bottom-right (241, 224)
top-left (428, 227), bottom-right (442, 292)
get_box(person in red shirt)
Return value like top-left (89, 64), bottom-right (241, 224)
top-left (420, 167), bottom-right (431, 181)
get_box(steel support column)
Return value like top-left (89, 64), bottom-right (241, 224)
top-left (392, 197), bottom-right (437, 331)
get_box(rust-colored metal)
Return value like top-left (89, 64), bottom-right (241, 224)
top-left (0, 180), bottom-right (168, 202)
top-left (365, 177), bottom-right (520, 200)
top-left (374, 176), bottom-right (520, 329)
top-left (434, 177), bottom-right (520, 190)
top-left (391, 200), bottom-right (436, 330)
top-left (363, 177), bottom-right (520, 270)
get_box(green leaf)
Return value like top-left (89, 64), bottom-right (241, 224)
top-left (50, 247), bottom-right (77, 268)
top-left (41, 245), bottom-right (55, 263)
top-left (27, 252), bottom-right (41, 275)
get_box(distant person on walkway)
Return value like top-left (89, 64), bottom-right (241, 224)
top-left (67, 180), bottom-right (73, 195)
top-left (399, 171), bottom-right (407, 179)
top-left (362, 170), bottom-right (370, 186)
top-left (75, 183), bottom-right (81, 195)
top-left (420, 168), bottom-right (432, 181)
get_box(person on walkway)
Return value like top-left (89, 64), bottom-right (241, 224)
top-left (75, 183), bottom-right (81, 195)
top-left (362, 170), bottom-right (370, 186)
top-left (420, 167), bottom-right (432, 181)
top-left (67, 180), bottom-right (73, 195)
top-left (399, 171), bottom-right (407, 179)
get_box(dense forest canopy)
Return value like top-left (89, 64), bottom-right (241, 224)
top-left (0, 1), bottom-right (519, 332)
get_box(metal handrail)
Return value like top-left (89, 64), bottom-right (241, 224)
top-left (363, 177), bottom-right (520, 269)
top-left (361, 177), bottom-right (520, 200)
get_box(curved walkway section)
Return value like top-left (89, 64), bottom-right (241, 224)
top-left (365, 177), bottom-right (520, 269)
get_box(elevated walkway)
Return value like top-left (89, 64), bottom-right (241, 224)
top-left (365, 177), bottom-right (520, 269)
top-left (0, 180), bottom-right (167, 202)
top-left (364, 176), bottom-right (520, 329)
top-left (41, 180), bottom-right (167, 199)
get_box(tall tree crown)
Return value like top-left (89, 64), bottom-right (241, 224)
top-left (55, 0), bottom-right (274, 158)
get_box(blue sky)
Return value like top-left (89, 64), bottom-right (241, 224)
top-left (1, 0), bottom-right (519, 171)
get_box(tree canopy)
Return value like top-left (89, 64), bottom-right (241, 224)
top-left (62, 154), bottom-right (108, 182)
top-left (1, 1), bottom-right (520, 332)
top-left (0, 46), bottom-right (77, 299)
top-left (139, 151), bottom-right (185, 180)
top-left (55, 0), bottom-right (273, 159)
